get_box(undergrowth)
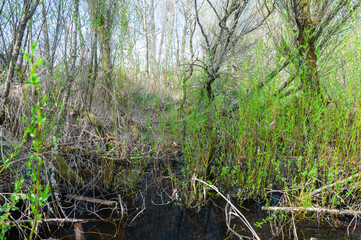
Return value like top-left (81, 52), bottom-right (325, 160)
top-left (164, 26), bottom-right (361, 219)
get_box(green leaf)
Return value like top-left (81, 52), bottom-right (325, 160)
top-left (31, 41), bottom-right (37, 55)
top-left (23, 53), bottom-right (30, 62)
top-left (42, 185), bottom-right (50, 200)
top-left (35, 214), bottom-right (42, 221)
top-left (29, 193), bottom-right (37, 202)
top-left (10, 206), bottom-right (19, 211)
top-left (41, 95), bottom-right (48, 105)
top-left (36, 57), bottom-right (44, 66)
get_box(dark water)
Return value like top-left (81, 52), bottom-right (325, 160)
top-left (8, 167), bottom-right (361, 239)
top-left (40, 198), bottom-right (234, 240)
top-left (35, 197), bottom-right (361, 240)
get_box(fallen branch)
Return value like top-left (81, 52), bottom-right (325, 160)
top-left (309, 171), bottom-right (361, 197)
top-left (64, 194), bottom-right (118, 206)
top-left (3, 218), bottom-right (86, 226)
top-left (262, 206), bottom-right (361, 216)
top-left (3, 217), bottom-right (123, 226)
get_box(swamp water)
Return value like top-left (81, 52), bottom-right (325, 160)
top-left (35, 195), bottom-right (361, 240)
top-left (7, 165), bottom-right (361, 239)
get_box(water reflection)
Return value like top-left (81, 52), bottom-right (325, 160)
top-left (39, 198), bottom-right (361, 240)
top-left (125, 200), bottom-right (230, 240)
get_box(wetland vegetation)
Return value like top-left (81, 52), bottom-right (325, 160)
top-left (1, 0), bottom-right (361, 239)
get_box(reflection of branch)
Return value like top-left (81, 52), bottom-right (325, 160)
top-left (129, 193), bottom-right (145, 225)
top-left (192, 177), bottom-right (261, 240)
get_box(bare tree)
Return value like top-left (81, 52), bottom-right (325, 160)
top-left (48, 0), bottom-right (64, 76)
top-left (0, 0), bottom-right (7, 63)
top-left (194, 0), bottom-right (274, 100)
top-left (157, 1), bottom-right (170, 75)
top-left (136, 0), bottom-right (157, 76)
top-left (55, 0), bottom-right (79, 135)
top-left (149, 0), bottom-right (156, 71)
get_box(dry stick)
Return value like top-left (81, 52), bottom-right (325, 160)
top-left (4, 218), bottom-right (88, 225)
top-left (3, 217), bottom-right (126, 226)
top-left (308, 171), bottom-right (361, 197)
top-left (262, 206), bottom-right (361, 216)
top-left (74, 222), bottom-right (86, 240)
top-left (192, 177), bottom-right (261, 240)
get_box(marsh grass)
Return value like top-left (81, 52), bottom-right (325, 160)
top-left (159, 22), bottom-right (361, 222)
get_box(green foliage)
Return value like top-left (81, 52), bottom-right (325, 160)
top-left (162, 21), bottom-right (361, 222)
top-left (24, 42), bottom-right (51, 240)
top-left (0, 42), bottom-right (50, 240)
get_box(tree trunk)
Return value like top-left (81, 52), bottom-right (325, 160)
top-left (180, 1), bottom-right (192, 63)
top-left (2, 0), bottom-right (40, 100)
top-left (99, 29), bottom-right (113, 95)
top-left (17, 27), bottom-right (30, 84)
top-left (86, 0), bottom-right (115, 104)
top-left (87, 30), bottom-right (98, 112)
top-left (165, 0), bottom-right (175, 73)
top-left (296, 0), bottom-right (320, 95)
top-left (41, 0), bottom-right (51, 67)
top-left (158, 4), bottom-right (169, 75)
top-left (149, 0), bottom-right (156, 76)
top-left (142, 0), bottom-right (149, 76)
